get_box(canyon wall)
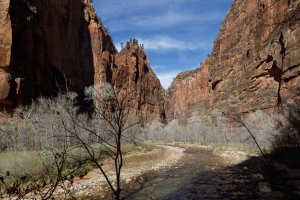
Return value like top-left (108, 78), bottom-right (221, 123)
top-left (166, 0), bottom-right (300, 123)
top-left (0, 0), bottom-right (116, 109)
top-left (0, 0), bottom-right (165, 121)
top-left (114, 45), bottom-right (165, 122)
top-left (0, 0), bottom-right (13, 108)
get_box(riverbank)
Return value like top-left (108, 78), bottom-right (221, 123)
top-left (2, 142), bottom-right (291, 199)
top-left (68, 143), bottom-right (266, 199)
top-left (68, 143), bottom-right (285, 199)
top-left (54, 144), bottom-right (185, 199)
top-left (170, 142), bottom-right (257, 165)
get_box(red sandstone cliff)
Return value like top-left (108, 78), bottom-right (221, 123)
top-left (0, 0), bottom-right (116, 110)
top-left (114, 45), bottom-right (165, 122)
top-left (0, 0), bottom-right (165, 121)
top-left (166, 0), bottom-right (300, 123)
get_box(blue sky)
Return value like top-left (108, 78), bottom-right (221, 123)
top-left (94, 0), bottom-right (233, 89)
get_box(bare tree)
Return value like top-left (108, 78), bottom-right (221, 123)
top-left (227, 113), bottom-right (270, 165)
top-left (0, 92), bottom-right (87, 199)
top-left (61, 83), bottom-right (139, 200)
top-left (0, 83), bottom-right (139, 199)
top-left (272, 100), bottom-right (300, 152)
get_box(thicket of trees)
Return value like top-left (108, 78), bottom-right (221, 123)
top-left (120, 38), bottom-right (144, 50)
top-left (141, 110), bottom-right (278, 151)
top-left (0, 83), bottom-right (139, 199)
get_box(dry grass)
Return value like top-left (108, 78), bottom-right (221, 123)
top-left (0, 142), bottom-right (149, 178)
top-left (0, 151), bottom-right (46, 177)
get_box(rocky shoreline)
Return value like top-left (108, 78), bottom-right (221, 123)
top-left (54, 145), bottom-right (185, 199)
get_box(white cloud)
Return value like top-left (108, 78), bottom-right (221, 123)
top-left (134, 11), bottom-right (224, 29)
top-left (97, 0), bottom-right (185, 18)
top-left (106, 11), bottom-right (224, 32)
top-left (156, 70), bottom-right (181, 89)
top-left (137, 36), bottom-right (209, 51)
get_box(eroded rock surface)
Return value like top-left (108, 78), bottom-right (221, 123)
top-left (0, 0), bottom-right (165, 121)
top-left (114, 45), bottom-right (165, 122)
top-left (0, 0), bottom-right (116, 109)
top-left (166, 0), bottom-right (300, 123)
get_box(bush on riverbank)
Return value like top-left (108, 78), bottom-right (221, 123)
top-left (140, 109), bottom-right (278, 154)
top-left (0, 89), bottom-right (148, 199)
top-left (271, 100), bottom-right (300, 167)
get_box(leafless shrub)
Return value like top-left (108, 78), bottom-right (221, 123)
top-left (141, 109), bottom-right (277, 152)
top-left (0, 82), bottom-right (140, 199)
top-left (272, 100), bottom-right (300, 155)
top-left (59, 82), bottom-right (140, 200)
top-left (0, 92), bottom-right (77, 151)
top-left (227, 113), bottom-right (270, 165)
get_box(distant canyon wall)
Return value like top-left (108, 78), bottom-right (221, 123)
top-left (114, 45), bottom-right (166, 122)
top-left (166, 0), bottom-right (300, 123)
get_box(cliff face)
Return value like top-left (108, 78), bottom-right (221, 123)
top-left (0, 0), bottom-right (13, 107)
top-left (165, 68), bottom-right (205, 124)
top-left (0, 0), bottom-right (116, 110)
top-left (0, 0), bottom-right (165, 121)
top-left (167, 0), bottom-right (300, 122)
top-left (114, 45), bottom-right (165, 122)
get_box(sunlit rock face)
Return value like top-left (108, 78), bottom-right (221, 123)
top-left (166, 0), bottom-right (300, 123)
top-left (114, 45), bottom-right (166, 122)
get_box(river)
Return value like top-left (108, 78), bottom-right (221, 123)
top-left (86, 146), bottom-right (284, 199)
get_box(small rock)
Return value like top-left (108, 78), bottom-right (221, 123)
top-left (259, 182), bottom-right (272, 193)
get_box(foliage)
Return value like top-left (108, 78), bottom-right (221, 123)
top-left (123, 38), bottom-right (145, 50)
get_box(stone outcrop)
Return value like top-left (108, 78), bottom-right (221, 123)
top-left (114, 45), bottom-right (165, 122)
top-left (166, 0), bottom-right (300, 123)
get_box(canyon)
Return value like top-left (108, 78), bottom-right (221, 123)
top-left (0, 0), bottom-right (300, 124)
top-left (166, 0), bottom-right (300, 123)
top-left (0, 0), bottom-right (164, 121)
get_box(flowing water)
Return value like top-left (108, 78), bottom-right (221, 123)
top-left (88, 146), bottom-right (283, 199)
top-left (122, 147), bottom-right (224, 199)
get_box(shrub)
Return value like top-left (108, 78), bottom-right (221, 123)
top-left (0, 92), bottom-right (78, 151)
top-left (271, 100), bottom-right (300, 165)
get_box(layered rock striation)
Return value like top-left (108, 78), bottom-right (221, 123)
top-left (166, 0), bottom-right (300, 123)
top-left (114, 45), bottom-right (165, 122)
